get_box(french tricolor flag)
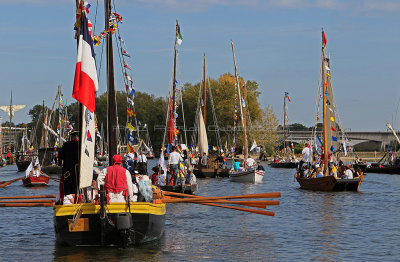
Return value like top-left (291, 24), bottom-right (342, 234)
top-left (73, 10), bottom-right (98, 113)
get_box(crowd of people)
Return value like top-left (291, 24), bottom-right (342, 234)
top-left (297, 142), bottom-right (362, 179)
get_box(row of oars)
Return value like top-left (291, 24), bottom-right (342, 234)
top-left (0, 195), bottom-right (56, 207)
top-left (159, 191), bottom-right (281, 216)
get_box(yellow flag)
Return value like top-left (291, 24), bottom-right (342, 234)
top-left (327, 73), bottom-right (331, 77)
top-left (330, 117), bottom-right (335, 122)
top-left (127, 123), bottom-right (136, 131)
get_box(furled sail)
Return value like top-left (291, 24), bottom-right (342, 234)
top-left (197, 108), bottom-right (208, 156)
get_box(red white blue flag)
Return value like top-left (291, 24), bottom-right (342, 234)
top-left (73, 10), bottom-right (98, 113)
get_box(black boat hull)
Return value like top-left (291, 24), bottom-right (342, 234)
top-left (16, 160), bottom-right (31, 172)
top-left (54, 202), bottom-right (165, 246)
top-left (269, 162), bottom-right (298, 169)
top-left (296, 175), bottom-right (363, 192)
top-left (365, 166), bottom-right (400, 174)
top-left (160, 184), bottom-right (197, 194)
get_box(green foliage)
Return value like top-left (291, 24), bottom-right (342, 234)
top-left (288, 123), bottom-right (310, 131)
top-left (264, 144), bottom-right (275, 157)
top-left (294, 142), bottom-right (304, 154)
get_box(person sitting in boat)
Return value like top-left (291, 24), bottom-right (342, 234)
top-left (158, 170), bottom-right (166, 186)
top-left (300, 165), bottom-right (309, 178)
top-left (137, 150), bottom-right (148, 175)
top-left (151, 166), bottom-right (159, 185)
top-left (97, 154), bottom-right (136, 203)
top-left (331, 164), bottom-right (338, 178)
top-left (30, 164), bottom-right (42, 177)
top-left (246, 157), bottom-right (256, 168)
top-left (133, 170), bottom-right (153, 202)
top-left (88, 172), bottom-right (99, 204)
top-left (315, 164), bottom-right (323, 178)
top-left (256, 161), bottom-right (265, 171)
top-left (238, 163), bottom-right (245, 172)
top-left (342, 165), bottom-right (354, 179)
top-left (233, 159), bottom-right (241, 171)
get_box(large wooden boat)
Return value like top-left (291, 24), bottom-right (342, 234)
top-left (16, 159), bottom-right (31, 172)
top-left (22, 175), bottom-right (49, 187)
top-left (294, 29), bottom-right (363, 192)
top-left (54, 1), bottom-right (165, 247)
top-left (295, 174), bottom-right (363, 191)
top-left (365, 164), bottom-right (400, 174)
top-left (160, 184), bottom-right (197, 194)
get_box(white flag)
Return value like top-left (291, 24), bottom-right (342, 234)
top-left (250, 140), bottom-right (257, 152)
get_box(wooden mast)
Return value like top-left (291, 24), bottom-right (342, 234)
top-left (321, 28), bottom-right (328, 176)
top-left (231, 40), bottom-right (246, 167)
top-left (41, 100), bottom-right (47, 148)
top-left (203, 53), bottom-right (206, 126)
top-left (170, 19), bottom-right (179, 146)
top-left (242, 82), bottom-right (248, 165)
top-left (105, 0), bottom-right (117, 165)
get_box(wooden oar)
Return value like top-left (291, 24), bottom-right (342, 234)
top-left (0, 195), bottom-right (57, 200)
top-left (0, 177), bottom-right (25, 188)
top-left (0, 203), bottom-right (54, 207)
top-left (161, 192), bottom-right (281, 204)
top-left (162, 199), bottom-right (279, 208)
top-left (0, 200), bottom-right (56, 204)
top-left (198, 202), bottom-right (275, 216)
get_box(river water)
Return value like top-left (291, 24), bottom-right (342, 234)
top-left (0, 160), bottom-right (399, 261)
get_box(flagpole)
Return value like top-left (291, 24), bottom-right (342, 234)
top-left (171, 19), bottom-right (179, 146)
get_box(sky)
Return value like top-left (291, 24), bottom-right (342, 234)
top-left (0, 0), bottom-right (399, 131)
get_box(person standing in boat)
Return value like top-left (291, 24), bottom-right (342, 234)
top-left (97, 154), bottom-right (136, 203)
top-left (299, 142), bottom-right (312, 171)
top-left (246, 157), bottom-right (256, 169)
top-left (137, 151), bottom-right (148, 175)
top-left (168, 146), bottom-right (183, 186)
top-left (201, 152), bottom-right (208, 167)
top-left (58, 131), bottom-right (80, 202)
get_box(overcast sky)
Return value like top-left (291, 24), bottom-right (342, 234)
top-left (0, 0), bottom-right (399, 131)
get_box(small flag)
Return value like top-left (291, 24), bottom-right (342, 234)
top-left (87, 130), bottom-right (92, 142)
top-left (122, 49), bottom-right (131, 57)
top-left (330, 126), bottom-right (337, 132)
top-left (123, 61), bottom-right (131, 70)
top-left (330, 116), bottom-right (335, 122)
top-left (127, 108), bottom-right (133, 117)
top-left (327, 72), bottom-right (331, 77)
top-left (127, 123), bottom-right (136, 131)
top-left (127, 97), bottom-right (134, 106)
top-left (322, 30), bottom-right (327, 47)
top-left (177, 23), bottom-right (183, 45)
top-left (331, 136), bottom-right (337, 142)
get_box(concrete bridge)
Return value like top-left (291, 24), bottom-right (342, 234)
top-left (280, 131), bottom-right (397, 151)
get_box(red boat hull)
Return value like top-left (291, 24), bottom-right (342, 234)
top-left (22, 176), bottom-right (50, 187)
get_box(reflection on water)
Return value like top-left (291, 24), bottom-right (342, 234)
top-left (0, 162), bottom-right (399, 261)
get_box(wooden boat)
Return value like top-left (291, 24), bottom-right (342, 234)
top-left (16, 159), bottom-right (31, 172)
top-left (159, 184), bottom-right (197, 194)
top-left (295, 174), bottom-right (363, 191)
top-left (22, 175), bottom-right (49, 187)
top-left (365, 164), bottom-right (400, 174)
top-left (294, 29), bottom-right (364, 192)
top-left (230, 169), bottom-right (264, 183)
top-left (54, 1), bottom-right (165, 247)
top-left (269, 162), bottom-right (298, 169)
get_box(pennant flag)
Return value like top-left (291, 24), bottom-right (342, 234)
top-left (327, 72), bottom-right (331, 77)
top-left (125, 73), bottom-right (132, 82)
top-left (315, 134), bottom-right (323, 150)
top-left (331, 136), bottom-right (338, 142)
top-left (286, 95), bottom-right (291, 104)
top-left (127, 97), bottom-right (134, 106)
top-left (177, 22), bottom-right (183, 45)
top-left (127, 123), bottom-right (136, 131)
top-left (122, 49), bottom-right (131, 57)
top-left (325, 91), bottom-right (328, 96)
top-left (325, 65), bottom-right (330, 71)
top-left (72, 9), bottom-right (99, 113)
top-left (129, 87), bottom-right (135, 97)
top-left (329, 107), bottom-right (333, 112)
top-left (87, 130), bottom-right (92, 142)
top-left (324, 82), bottom-right (328, 87)
top-left (123, 61), bottom-right (131, 70)
top-left (127, 142), bottom-right (134, 153)
top-left (127, 132), bottom-right (136, 144)
top-left (242, 98), bottom-right (246, 108)
top-left (250, 140), bottom-right (257, 152)
top-left (322, 30), bottom-right (327, 47)
top-left (330, 116), bottom-right (335, 122)
top-left (330, 126), bottom-right (337, 132)
top-left (118, 36), bottom-right (125, 44)
top-left (127, 108), bottom-right (133, 117)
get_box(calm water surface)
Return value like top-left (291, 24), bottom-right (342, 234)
top-left (0, 160), bottom-right (399, 261)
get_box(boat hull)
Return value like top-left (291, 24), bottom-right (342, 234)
top-left (296, 175), bottom-right (363, 192)
top-left (54, 202), bottom-right (166, 246)
top-left (194, 167), bottom-right (230, 178)
top-left (22, 175), bottom-right (50, 187)
top-left (230, 170), bottom-right (264, 183)
top-left (160, 184), bottom-right (197, 194)
top-left (365, 166), bottom-right (400, 174)
top-left (269, 162), bottom-right (298, 169)
top-left (41, 165), bottom-right (62, 175)
top-left (16, 160), bottom-right (31, 172)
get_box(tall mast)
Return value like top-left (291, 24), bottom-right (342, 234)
top-left (321, 28), bottom-right (328, 176)
top-left (283, 92), bottom-right (286, 135)
top-left (203, 53), bottom-right (206, 125)
top-left (105, 0), bottom-right (117, 164)
top-left (242, 82), bottom-right (248, 164)
top-left (231, 40), bottom-right (246, 166)
top-left (9, 91), bottom-right (12, 153)
top-left (41, 100), bottom-right (46, 148)
top-left (170, 20), bottom-right (179, 145)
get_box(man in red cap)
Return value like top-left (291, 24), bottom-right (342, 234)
top-left (97, 154), bottom-right (137, 203)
